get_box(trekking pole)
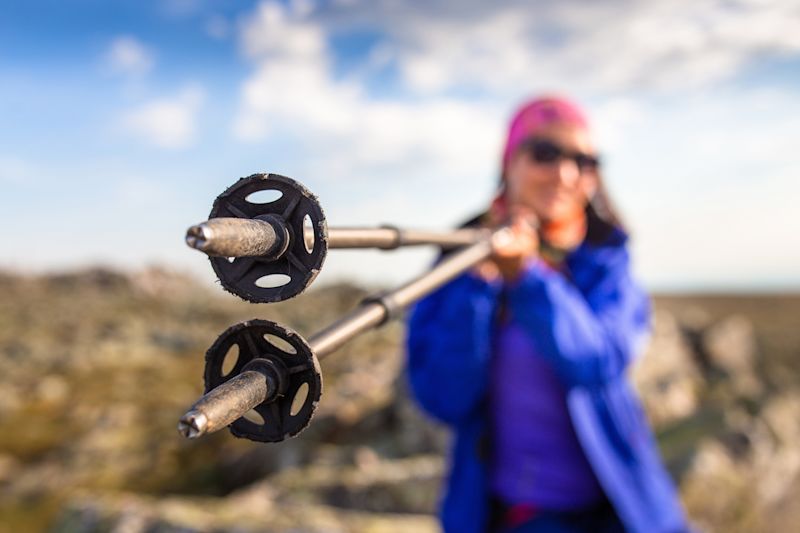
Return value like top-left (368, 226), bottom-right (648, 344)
top-left (185, 173), bottom-right (484, 303)
top-left (177, 229), bottom-right (506, 442)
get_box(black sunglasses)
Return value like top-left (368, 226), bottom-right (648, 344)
top-left (520, 138), bottom-right (600, 173)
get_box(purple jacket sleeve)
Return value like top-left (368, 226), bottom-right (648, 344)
top-left (406, 273), bottom-right (500, 426)
top-left (506, 243), bottom-right (651, 388)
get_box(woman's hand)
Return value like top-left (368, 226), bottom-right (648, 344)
top-left (491, 211), bottom-right (540, 282)
top-left (473, 196), bottom-right (540, 283)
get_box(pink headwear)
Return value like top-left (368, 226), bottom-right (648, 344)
top-left (501, 96), bottom-right (589, 172)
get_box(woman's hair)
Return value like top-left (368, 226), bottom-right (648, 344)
top-left (499, 96), bottom-right (626, 245)
top-left (584, 176), bottom-right (624, 245)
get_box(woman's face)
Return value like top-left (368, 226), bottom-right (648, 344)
top-left (505, 123), bottom-right (598, 223)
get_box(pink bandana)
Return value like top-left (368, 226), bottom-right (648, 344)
top-left (502, 96), bottom-right (589, 172)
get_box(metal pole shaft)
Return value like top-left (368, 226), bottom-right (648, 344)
top-left (327, 227), bottom-right (484, 249)
top-left (178, 370), bottom-right (272, 439)
top-left (309, 304), bottom-right (387, 357)
top-left (187, 217), bottom-right (485, 256)
top-left (380, 238), bottom-right (494, 310)
top-left (179, 228), bottom-right (504, 440)
top-left (309, 233), bottom-right (499, 358)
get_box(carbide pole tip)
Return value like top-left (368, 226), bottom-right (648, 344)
top-left (185, 224), bottom-right (210, 251)
top-left (178, 409), bottom-right (209, 439)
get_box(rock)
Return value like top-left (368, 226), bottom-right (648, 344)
top-left (36, 374), bottom-right (70, 404)
top-left (676, 305), bottom-right (714, 332)
top-left (752, 392), bottom-right (800, 504)
top-left (0, 380), bottom-right (22, 416)
top-left (130, 266), bottom-right (202, 299)
top-left (632, 310), bottom-right (704, 427)
top-left (0, 453), bottom-right (21, 483)
top-left (680, 438), bottom-right (758, 532)
top-left (679, 391), bottom-right (800, 531)
top-left (702, 315), bottom-right (761, 397)
top-left (51, 488), bottom-right (439, 533)
top-left (4, 269), bottom-right (799, 532)
top-left (234, 454), bottom-right (445, 515)
top-left (46, 268), bottom-right (131, 292)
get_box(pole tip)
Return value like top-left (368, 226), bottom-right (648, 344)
top-left (178, 409), bottom-right (209, 439)
top-left (185, 224), bottom-right (210, 252)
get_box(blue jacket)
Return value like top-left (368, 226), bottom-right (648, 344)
top-left (406, 231), bottom-right (689, 533)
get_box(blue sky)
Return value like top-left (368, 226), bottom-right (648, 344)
top-left (1, 0), bottom-right (799, 291)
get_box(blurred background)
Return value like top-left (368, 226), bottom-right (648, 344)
top-left (1, 0), bottom-right (799, 531)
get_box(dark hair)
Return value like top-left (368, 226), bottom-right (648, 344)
top-left (584, 174), bottom-right (626, 245)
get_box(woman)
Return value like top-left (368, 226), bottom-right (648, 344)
top-left (406, 97), bottom-right (690, 533)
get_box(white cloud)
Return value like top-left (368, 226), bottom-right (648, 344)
top-left (310, 0), bottom-right (800, 94)
top-left (632, 164), bottom-right (800, 289)
top-left (227, 0), bottom-right (800, 289)
top-left (106, 36), bottom-right (154, 76)
top-left (291, 0), bottom-right (316, 19)
top-left (239, 2), bottom-right (326, 61)
top-left (232, 0), bottom-right (800, 161)
top-left (598, 88), bottom-right (800, 289)
top-left (121, 86), bottom-right (205, 149)
top-left (232, 1), bottom-right (502, 184)
top-left (590, 98), bottom-right (647, 152)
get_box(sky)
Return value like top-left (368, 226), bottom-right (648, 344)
top-left (1, 0), bottom-right (799, 292)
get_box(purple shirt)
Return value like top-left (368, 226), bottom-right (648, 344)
top-left (489, 320), bottom-right (605, 509)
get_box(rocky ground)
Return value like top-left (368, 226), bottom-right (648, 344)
top-left (0, 267), bottom-right (798, 532)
